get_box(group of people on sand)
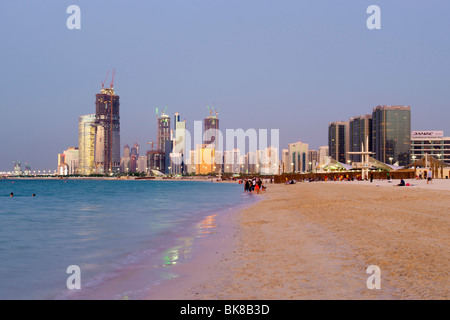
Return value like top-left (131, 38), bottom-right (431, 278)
top-left (416, 171), bottom-right (433, 184)
top-left (241, 178), bottom-right (266, 194)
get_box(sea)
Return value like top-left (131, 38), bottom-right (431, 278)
top-left (0, 179), bottom-right (251, 300)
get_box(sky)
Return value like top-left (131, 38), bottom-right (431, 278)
top-left (1, 0), bottom-right (449, 171)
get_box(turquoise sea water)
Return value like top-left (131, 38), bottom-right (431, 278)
top-left (0, 179), bottom-right (249, 300)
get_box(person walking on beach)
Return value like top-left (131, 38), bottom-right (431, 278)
top-left (370, 172), bottom-right (373, 183)
top-left (427, 170), bottom-right (433, 184)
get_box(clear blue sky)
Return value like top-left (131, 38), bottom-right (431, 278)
top-left (1, 0), bottom-right (449, 171)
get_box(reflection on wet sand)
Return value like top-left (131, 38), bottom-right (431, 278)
top-left (161, 214), bottom-right (219, 267)
top-left (198, 214), bottom-right (218, 237)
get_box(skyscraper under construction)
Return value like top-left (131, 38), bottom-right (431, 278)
top-left (94, 72), bottom-right (120, 173)
top-left (157, 111), bottom-right (171, 152)
top-left (203, 106), bottom-right (219, 150)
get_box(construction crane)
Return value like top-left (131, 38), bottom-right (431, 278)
top-left (155, 105), bottom-right (168, 117)
top-left (101, 70), bottom-right (110, 89)
top-left (110, 69), bottom-right (116, 89)
top-left (207, 105), bottom-right (219, 118)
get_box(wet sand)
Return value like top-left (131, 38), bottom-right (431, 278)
top-left (148, 180), bottom-right (450, 300)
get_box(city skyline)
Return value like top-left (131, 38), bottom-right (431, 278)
top-left (1, 1), bottom-right (450, 170)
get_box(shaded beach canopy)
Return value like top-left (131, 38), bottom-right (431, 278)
top-left (151, 169), bottom-right (165, 176)
top-left (367, 156), bottom-right (401, 171)
top-left (316, 156), bottom-right (402, 172)
top-left (404, 155), bottom-right (449, 169)
top-left (315, 157), bottom-right (352, 171)
top-left (403, 155), bottom-right (449, 179)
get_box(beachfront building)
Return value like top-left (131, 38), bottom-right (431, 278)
top-left (411, 131), bottom-right (450, 165)
top-left (136, 156), bottom-right (147, 174)
top-left (120, 144), bottom-right (131, 173)
top-left (195, 144), bottom-right (215, 175)
top-left (243, 151), bottom-right (257, 174)
top-left (186, 150), bottom-right (196, 174)
top-left (372, 105), bottom-right (411, 166)
top-left (58, 163), bottom-right (69, 176)
top-left (13, 161), bottom-right (22, 176)
top-left (173, 113), bottom-right (186, 174)
top-left (224, 149), bottom-right (242, 174)
top-left (318, 146), bottom-right (329, 165)
top-left (147, 150), bottom-right (165, 175)
top-left (308, 150), bottom-right (318, 172)
top-left (63, 147), bottom-right (79, 175)
top-left (168, 153), bottom-right (183, 175)
top-left (157, 112), bottom-right (170, 152)
top-left (78, 114), bottom-right (96, 175)
top-left (281, 149), bottom-right (289, 173)
top-left (288, 141), bottom-right (309, 173)
top-left (349, 114), bottom-right (372, 163)
top-left (328, 121), bottom-right (349, 164)
top-left (203, 108), bottom-right (219, 150)
top-left (94, 86), bottom-right (121, 174)
top-left (258, 146), bottom-right (280, 175)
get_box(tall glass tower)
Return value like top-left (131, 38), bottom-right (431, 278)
top-left (372, 105), bottom-right (411, 166)
top-left (78, 114), bottom-right (96, 175)
top-left (328, 121), bottom-right (349, 163)
top-left (349, 114), bottom-right (372, 163)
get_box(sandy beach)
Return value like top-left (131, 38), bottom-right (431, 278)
top-left (149, 179), bottom-right (449, 300)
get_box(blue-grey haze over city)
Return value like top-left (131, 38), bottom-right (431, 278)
top-left (1, 0), bottom-right (449, 171)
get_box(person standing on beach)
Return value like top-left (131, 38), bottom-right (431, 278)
top-left (427, 170), bottom-right (433, 184)
top-left (370, 172), bottom-right (373, 183)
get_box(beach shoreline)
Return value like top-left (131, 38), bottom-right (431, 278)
top-left (147, 180), bottom-right (449, 300)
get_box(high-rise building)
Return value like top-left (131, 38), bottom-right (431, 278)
top-left (281, 149), bottom-right (289, 173)
top-left (308, 150), bottom-right (318, 172)
top-left (243, 151), bottom-right (257, 174)
top-left (172, 113), bottom-right (186, 174)
top-left (120, 144), bottom-right (131, 173)
top-left (157, 113), bottom-right (171, 152)
top-left (78, 114), bottom-right (96, 175)
top-left (57, 154), bottom-right (65, 167)
top-left (186, 150), bottom-right (196, 174)
top-left (372, 105), bottom-right (411, 166)
top-left (123, 144), bottom-right (131, 157)
top-left (288, 141), bottom-right (309, 173)
top-left (94, 86), bottom-right (120, 174)
top-left (258, 146), bottom-right (279, 175)
top-left (63, 147), bottom-right (79, 175)
top-left (328, 121), bottom-right (349, 164)
top-left (349, 114), bottom-right (372, 163)
top-left (411, 131), bottom-right (450, 165)
top-left (195, 144), bottom-right (215, 174)
top-left (147, 150), bottom-right (165, 174)
top-left (318, 146), bottom-right (329, 165)
top-left (224, 149), bottom-right (241, 174)
top-left (203, 109), bottom-right (219, 150)
top-left (130, 143), bottom-right (139, 158)
top-left (136, 156), bottom-right (148, 173)
top-left (130, 143), bottom-right (139, 172)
